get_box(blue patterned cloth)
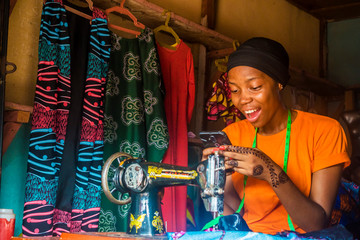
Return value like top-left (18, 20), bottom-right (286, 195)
top-left (167, 225), bottom-right (353, 240)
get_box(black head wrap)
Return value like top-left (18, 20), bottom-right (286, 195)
top-left (227, 37), bottom-right (290, 87)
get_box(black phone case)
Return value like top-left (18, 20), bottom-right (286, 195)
top-left (199, 131), bottom-right (232, 148)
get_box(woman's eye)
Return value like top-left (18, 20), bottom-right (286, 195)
top-left (230, 89), bottom-right (238, 93)
top-left (251, 85), bottom-right (262, 91)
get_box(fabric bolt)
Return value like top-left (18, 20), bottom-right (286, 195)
top-left (98, 29), bottom-right (169, 232)
top-left (22, 1), bottom-right (110, 236)
top-left (223, 110), bottom-right (351, 235)
top-left (205, 72), bottom-right (243, 126)
top-left (156, 40), bottom-right (196, 232)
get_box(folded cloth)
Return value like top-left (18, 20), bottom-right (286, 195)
top-left (278, 224), bottom-right (353, 240)
top-left (218, 213), bottom-right (251, 232)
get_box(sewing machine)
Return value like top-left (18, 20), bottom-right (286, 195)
top-left (101, 151), bottom-right (226, 236)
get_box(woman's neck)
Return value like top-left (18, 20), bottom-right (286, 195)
top-left (258, 106), bottom-right (290, 136)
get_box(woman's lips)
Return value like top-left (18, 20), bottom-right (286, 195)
top-left (244, 108), bottom-right (261, 122)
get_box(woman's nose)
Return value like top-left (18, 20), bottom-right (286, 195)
top-left (239, 92), bottom-right (252, 104)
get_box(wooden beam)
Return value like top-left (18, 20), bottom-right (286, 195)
top-left (319, 18), bottom-right (327, 78)
top-left (310, 2), bottom-right (360, 14)
top-left (201, 0), bottom-right (215, 29)
top-left (288, 66), bottom-right (343, 96)
top-left (285, 0), bottom-right (318, 19)
top-left (93, 0), bottom-right (233, 50)
top-left (9, 0), bottom-right (17, 16)
top-left (4, 110), bottom-right (30, 123)
top-left (2, 122), bottom-right (21, 155)
top-left (207, 48), bottom-right (234, 59)
top-left (193, 16), bottom-right (208, 135)
top-left (344, 90), bottom-right (355, 111)
top-left (5, 101), bottom-right (33, 113)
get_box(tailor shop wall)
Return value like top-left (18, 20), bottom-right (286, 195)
top-left (6, 0), bottom-right (319, 107)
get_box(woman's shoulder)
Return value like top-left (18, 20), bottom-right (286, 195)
top-left (223, 119), bottom-right (252, 131)
top-left (223, 119), bottom-right (253, 138)
top-left (294, 110), bottom-right (344, 138)
top-left (295, 110), bottom-right (341, 128)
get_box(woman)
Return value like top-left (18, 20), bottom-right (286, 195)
top-left (202, 37), bottom-right (350, 234)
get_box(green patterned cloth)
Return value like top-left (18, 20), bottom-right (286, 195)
top-left (98, 28), bottom-right (169, 232)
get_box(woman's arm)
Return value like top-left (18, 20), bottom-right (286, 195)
top-left (272, 163), bottom-right (343, 232)
top-left (223, 175), bottom-right (241, 215)
top-left (221, 145), bottom-right (344, 232)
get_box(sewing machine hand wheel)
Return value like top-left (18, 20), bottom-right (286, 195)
top-left (101, 152), bottom-right (134, 205)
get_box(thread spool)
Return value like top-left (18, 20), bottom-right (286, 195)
top-left (0, 209), bottom-right (15, 240)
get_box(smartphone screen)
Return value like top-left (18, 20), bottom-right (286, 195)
top-left (199, 131), bottom-right (232, 148)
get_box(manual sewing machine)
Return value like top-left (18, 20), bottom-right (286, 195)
top-left (101, 151), bottom-right (226, 236)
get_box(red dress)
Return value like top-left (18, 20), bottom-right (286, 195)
top-left (157, 40), bottom-right (195, 232)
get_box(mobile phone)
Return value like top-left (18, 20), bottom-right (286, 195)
top-left (199, 131), bottom-right (232, 148)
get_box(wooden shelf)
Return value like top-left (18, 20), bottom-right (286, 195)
top-left (288, 66), bottom-right (344, 96)
top-left (93, 0), bottom-right (233, 50)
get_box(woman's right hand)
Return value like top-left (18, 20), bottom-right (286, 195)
top-left (202, 146), bottom-right (235, 171)
top-left (201, 147), bottom-right (218, 161)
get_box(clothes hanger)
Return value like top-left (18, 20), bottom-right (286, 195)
top-left (154, 10), bottom-right (181, 50)
top-left (214, 40), bottom-right (239, 72)
top-left (105, 0), bottom-right (145, 37)
top-left (57, 0), bottom-right (93, 21)
top-left (215, 56), bottom-right (228, 72)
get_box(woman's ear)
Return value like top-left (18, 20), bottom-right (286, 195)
top-left (278, 83), bottom-right (284, 91)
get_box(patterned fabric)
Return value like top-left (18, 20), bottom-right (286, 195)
top-left (205, 72), bottom-right (243, 126)
top-left (98, 29), bottom-right (169, 232)
top-left (22, 1), bottom-right (110, 236)
top-left (330, 179), bottom-right (360, 227)
top-left (167, 225), bottom-right (353, 240)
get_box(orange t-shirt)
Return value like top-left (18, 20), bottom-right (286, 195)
top-left (223, 110), bottom-right (350, 235)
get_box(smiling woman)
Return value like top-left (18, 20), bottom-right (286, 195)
top-left (202, 37), bottom-right (351, 235)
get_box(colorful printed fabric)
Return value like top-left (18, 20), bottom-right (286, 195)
top-left (167, 224), bottom-right (353, 240)
top-left (98, 29), bottom-right (169, 232)
top-left (22, 1), bottom-right (110, 236)
top-left (330, 179), bottom-right (360, 227)
top-left (205, 72), bottom-right (243, 126)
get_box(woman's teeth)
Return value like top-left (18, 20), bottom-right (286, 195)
top-left (244, 109), bottom-right (260, 121)
top-left (245, 109), bottom-right (257, 114)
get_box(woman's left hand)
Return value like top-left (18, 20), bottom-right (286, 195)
top-left (220, 145), bottom-right (286, 187)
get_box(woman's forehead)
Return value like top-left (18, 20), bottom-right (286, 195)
top-left (228, 66), bottom-right (273, 82)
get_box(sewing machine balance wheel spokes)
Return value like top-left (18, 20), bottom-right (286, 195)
top-left (101, 152), bottom-right (134, 205)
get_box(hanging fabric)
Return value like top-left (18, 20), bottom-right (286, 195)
top-left (22, 0), bottom-right (110, 236)
top-left (205, 72), bottom-right (243, 126)
top-left (98, 28), bottom-right (169, 232)
top-left (156, 40), bottom-right (195, 232)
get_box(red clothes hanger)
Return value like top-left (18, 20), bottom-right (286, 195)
top-left (105, 0), bottom-right (145, 37)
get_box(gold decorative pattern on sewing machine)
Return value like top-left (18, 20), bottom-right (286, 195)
top-left (129, 213), bottom-right (146, 233)
top-left (152, 211), bottom-right (164, 233)
top-left (148, 166), bottom-right (198, 180)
